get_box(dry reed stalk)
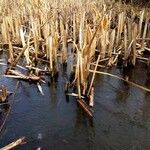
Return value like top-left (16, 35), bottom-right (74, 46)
top-left (131, 23), bottom-right (138, 66)
top-left (74, 15), bottom-right (106, 98)
top-left (77, 98), bottom-right (93, 117)
top-left (100, 17), bottom-right (109, 59)
top-left (31, 18), bottom-right (40, 59)
top-left (66, 93), bottom-right (85, 99)
top-left (92, 4), bottom-right (100, 28)
top-left (7, 15), bottom-right (15, 40)
top-left (80, 23), bottom-right (97, 95)
top-left (79, 51), bottom-right (84, 86)
top-left (139, 10), bottom-right (145, 38)
top-left (45, 31), bottom-right (58, 75)
top-left (147, 24), bottom-right (150, 43)
top-left (47, 36), bottom-right (53, 72)
top-left (87, 54), bottom-right (100, 96)
top-left (141, 18), bottom-right (149, 51)
top-left (41, 16), bottom-right (50, 40)
top-left (77, 50), bottom-right (81, 99)
top-left (53, 32), bottom-right (59, 72)
top-left (127, 18), bottom-right (132, 42)
top-left (11, 45), bottom-right (28, 68)
top-left (60, 16), bottom-right (67, 64)
top-left (83, 26), bottom-right (93, 69)
top-left (1, 18), bottom-right (9, 43)
top-left (89, 69), bottom-right (150, 92)
top-left (79, 12), bottom-right (85, 50)
top-left (73, 13), bottom-right (76, 50)
top-left (20, 27), bottom-right (31, 65)
top-left (116, 12), bottom-right (125, 46)
top-left (14, 16), bottom-right (22, 44)
top-left (127, 40), bottom-right (134, 59)
top-left (124, 25), bottom-right (128, 60)
top-left (0, 85), bottom-right (7, 103)
top-left (0, 137), bottom-right (26, 150)
top-left (8, 35), bottom-right (14, 64)
top-left (108, 29), bottom-right (116, 58)
top-left (5, 69), bottom-right (41, 82)
top-left (108, 10), bottom-right (112, 29)
top-left (89, 86), bottom-right (94, 107)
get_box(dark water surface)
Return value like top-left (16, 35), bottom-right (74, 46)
top-left (0, 51), bottom-right (150, 150)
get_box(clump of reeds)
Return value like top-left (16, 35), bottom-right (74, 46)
top-left (0, 0), bottom-right (150, 117)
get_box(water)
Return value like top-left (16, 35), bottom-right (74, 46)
top-left (0, 50), bottom-right (150, 150)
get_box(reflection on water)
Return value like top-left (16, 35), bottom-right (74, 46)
top-left (142, 92), bottom-right (150, 122)
top-left (0, 51), bottom-right (150, 150)
top-left (74, 108), bottom-right (95, 150)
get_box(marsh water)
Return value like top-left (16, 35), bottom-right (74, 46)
top-left (0, 50), bottom-right (150, 150)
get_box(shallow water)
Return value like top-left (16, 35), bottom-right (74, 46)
top-left (0, 51), bottom-right (150, 150)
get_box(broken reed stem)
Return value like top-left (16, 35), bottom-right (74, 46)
top-left (49, 36), bottom-right (53, 72)
top-left (20, 27), bottom-right (31, 65)
top-left (73, 13), bottom-right (76, 51)
top-left (89, 69), bottom-right (150, 92)
top-left (132, 23), bottom-right (138, 66)
top-left (11, 45), bottom-right (28, 68)
top-left (141, 18), bottom-right (149, 51)
top-left (139, 10), bottom-right (144, 38)
top-left (79, 12), bottom-right (85, 50)
top-left (60, 16), bottom-right (67, 64)
top-left (108, 29), bottom-right (115, 58)
top-left (124, 25), bottom-right (127, 60)
top-left (77, 99), bottom-right (93, 117)
top-left (8, 35), bottom-right (14, 64)
top-left (77, 50), bottom-right (81, 99)
top-left (87, 54), bottom-right (101, 96)
top-left (0, 137), bottom-right (26, 150)
top-left (116, 12), bottom-right (124, 46)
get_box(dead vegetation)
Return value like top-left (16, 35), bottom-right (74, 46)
top-left (0, 0), bottom-right (150, 118)
top-left (0, 137), bottom-right (26, 150)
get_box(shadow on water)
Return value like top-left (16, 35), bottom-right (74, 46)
top-left (0, 50), bottom-right (150, 149)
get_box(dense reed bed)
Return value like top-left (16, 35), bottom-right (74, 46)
top-left (0, 0), bottom-right (150, 117)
